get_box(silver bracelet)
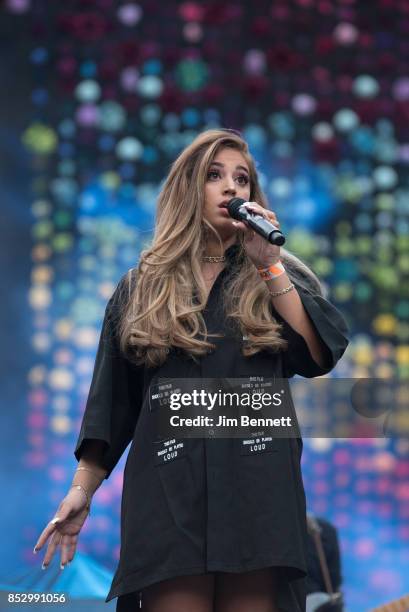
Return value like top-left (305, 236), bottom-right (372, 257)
top-left (269, 283), bottom-right (295, 298)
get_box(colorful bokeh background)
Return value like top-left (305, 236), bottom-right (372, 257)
top-left (1, 1), bottom-right (409, 610)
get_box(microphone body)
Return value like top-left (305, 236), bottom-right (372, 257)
top-left (227, 198), bottom-right (286, 246)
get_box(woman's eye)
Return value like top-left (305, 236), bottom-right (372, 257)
top-left (207, 171), bottom-right (249, 184)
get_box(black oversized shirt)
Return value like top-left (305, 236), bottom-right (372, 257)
top-left (74, 244), bottom-right (349, 612)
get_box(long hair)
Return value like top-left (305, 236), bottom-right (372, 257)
top-left (118, 129), bottom-right (324, 368)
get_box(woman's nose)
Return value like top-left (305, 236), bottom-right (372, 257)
top-left (223, 178), bottom-right (236, 194)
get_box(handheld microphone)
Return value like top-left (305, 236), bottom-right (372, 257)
top-left (227, 198), bottom-right (286, 246)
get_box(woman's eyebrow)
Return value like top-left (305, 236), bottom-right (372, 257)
top-left (209, 161), bottom-right (249, 174)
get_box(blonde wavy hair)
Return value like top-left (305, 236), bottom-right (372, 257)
top-left (118, 129), bottom-right (324, 368)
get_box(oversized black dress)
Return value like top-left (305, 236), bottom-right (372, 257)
top-left (74, 243), bottom-right (349, 612)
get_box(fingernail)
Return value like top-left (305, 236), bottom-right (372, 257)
top-left (50, 518), bottom-right (60, 525)
top-left (33, 547), bottom-right (38, 554)
top-left (41, 563), bottom-right (47, 570)
top-left (232, 221), bottom-right (238, 226)
top-left (60, 563), bottom-right (65, 570)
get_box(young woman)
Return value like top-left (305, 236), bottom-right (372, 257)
top-left (34, 129), bottom-right (349, 612)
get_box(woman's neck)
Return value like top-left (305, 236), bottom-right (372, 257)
top-left (203, 235), bottom-right (237, 257)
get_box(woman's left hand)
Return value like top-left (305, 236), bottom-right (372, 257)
top-left (232, 202), bottom-right (281, 269)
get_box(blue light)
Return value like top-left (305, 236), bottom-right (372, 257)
top-left (30, 47), bottom-right (48, 64)
top-left (80, 60), bottom-right (97, 78)
top-left (143, 59), bottom-right (163, 75)
top-left (142, 146), bottom-right (158, 164)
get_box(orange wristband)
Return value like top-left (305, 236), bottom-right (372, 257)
top-left (257, 260), bottom-right (285, 281)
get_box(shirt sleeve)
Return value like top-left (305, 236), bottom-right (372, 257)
top-left (73, 271), bottom-right (144, 479)
top-left (273, 279), bottom-right (350, 378)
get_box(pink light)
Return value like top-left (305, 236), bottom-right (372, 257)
top-left (5, 0), bottom-right (30, 13)
top-left (355, 537), bottom-right (375, 557)
top-left (27, 412), bottom-right (47, 428)
top-left (333, 22), bottom-right (359, 45)
top-left (335, 473), bottom-right (350, 487)
top-left (312, 499), bottom-right (328, 514)
top-left (96, 488), bottom-right (115, 504)
top-left (393, 77), bottom-right (409, 101)
top-left (333, 449), bottom-right (351, 465)
top-left (370, 568), bottom-right (402, 591)
top-left (334, 513), bottom-right (350, 528)
top-left (179, 2), bottom-right (204, 21)
top-left (399, 144), bottom-right (409, 163)
top-left (120, 67), bottom-right (139, 91)
top-left (378, 503), bottom-right (393, 517)
top-left (117, 4), bottom-right (143, 26)
top-left (313, 461), bottom-right (330, 475)
top-left (396, 461), bottom-right (409, 477)
top-left (76, 104), bottom-right (99, 127)
top-left (356, 479), bottom-right (371, 494)
top-left (29, 433), bottom-right (44, 447)
top-left (244, 50), bottom-right (266, 75)
top-left (271, 5), bottom-right (290, 20)
top-left (49, 466), bottom-right (66, 482)
top-left (313, 481), bottom-right (330, 495)
top-left (28, 389), bottom-right (48, 408)
top-left (24, 452), bottom-right (46, 467)
top-left (183, 23), bottom-right (202, 43)
top-left (376, 478), bottom-right (391, 495)
top-left (334, 494), bottom-right (351, 507)
top-left (357, 501), bottom-right (373, 514)
top-left (396, 483), bottom-right (409, 500)
top-left (93, 540), bottom-right (108, 553)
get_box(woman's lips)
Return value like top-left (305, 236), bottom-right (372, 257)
top-left (219, 207), bottom-right (230, 216)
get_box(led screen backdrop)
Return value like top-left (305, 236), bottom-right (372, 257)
top-left (1, 1), bottom-right (408, 611)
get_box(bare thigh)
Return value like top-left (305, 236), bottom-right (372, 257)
top-left (142, 573), bottom-right (215, 612)
top-left (215, 567), bottom-right (280, 612)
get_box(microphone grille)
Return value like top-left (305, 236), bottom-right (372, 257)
top-left (227, 197), bottom-right (246, 219)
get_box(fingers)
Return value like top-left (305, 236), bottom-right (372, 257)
top-left (34, 503), bottom-right (72, 554)
top-left (60, 534), bottom-right (76, 568)
top-left (42, 529), bottom-right (62, 569)
top-left (244, 203), bottom-right (280, 226)
top-left (67, 537), bottom-right (77, 564)
top-left (33, 518), bottom-right (61, 554)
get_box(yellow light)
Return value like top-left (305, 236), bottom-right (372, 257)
top-left (32, 332), bottom-right (51, 352)
top-left (396, 346), bottom-right (409, 364)
top-left (31, 244), bottom-right (52, 262)
top-left (373, 314), bottom-right (397, 335)
top-left (354, 346), bottom-right (374, 366)
top-left (31, 266), bottom-right (54, 284)
top-left (28, 365), bottom-right (47, 385)
top-left (48, 368), bottom-right (74, 391)
top-left (74, 327), bottom-right (100, 349)
top-left (100, 171), bottom-right (121, 190)
top-left (54, 319), bottom-right (73, 340)
top-left (50, 415), bottom-right (71, 435)
top-left (374, 364), bottom-right (395, 378)
top-left (52, 396), bottom-right (70, 412)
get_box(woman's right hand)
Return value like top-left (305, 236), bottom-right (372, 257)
top-left (33, 486), bottom-right (91, 569)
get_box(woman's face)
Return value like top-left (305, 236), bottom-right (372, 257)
top-left (203, 147), bottom-right (251, 239)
